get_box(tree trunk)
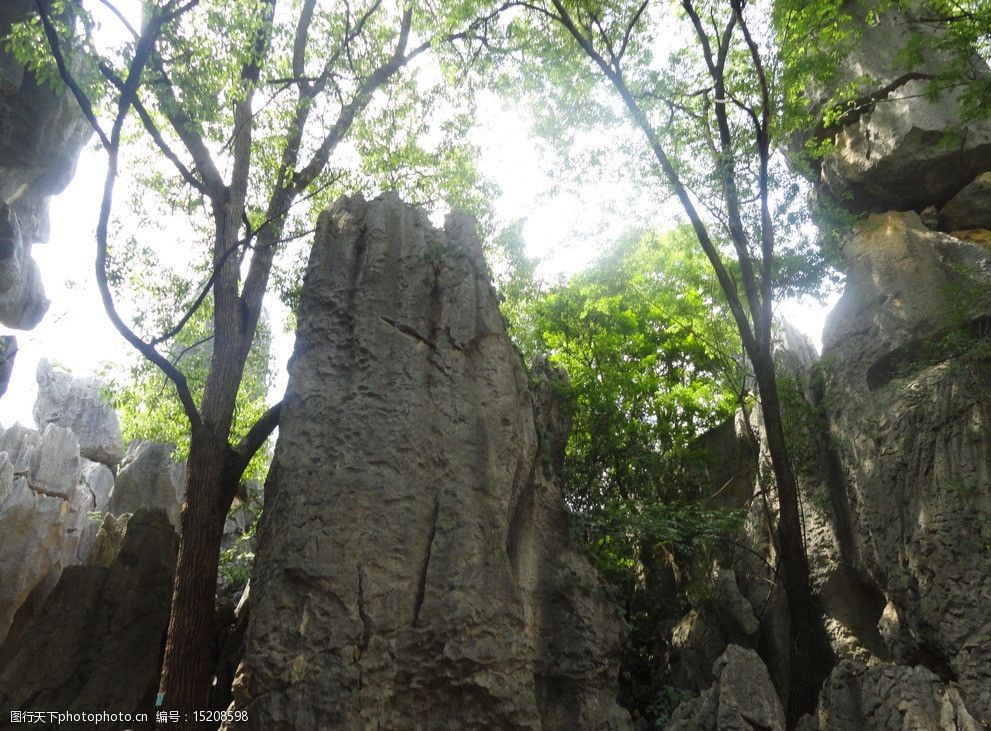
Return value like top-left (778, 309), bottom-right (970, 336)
top-left (157, 431), bottom-right (235, 730)
top-left (752, 352), bottom-right (826, 727)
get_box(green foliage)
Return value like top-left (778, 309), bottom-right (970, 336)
top-left (578, 499), bottom-right (744, 566)
top-left (646, 685), bottom-right (695, 729)
top-left (522, 226), bottom-right (745, 514)
top-left (104, 301), bottom-right (274, 481)
top-left (217, 486), bottom-right (263, 602)
top-left (503, 226), bottom-right (747, 722)
top-left (490, 219), bottom-right (545, 361)
top-left (776, 371), bottom-right (822, 478)
top-left (909, 0), bottom-right (991, 123)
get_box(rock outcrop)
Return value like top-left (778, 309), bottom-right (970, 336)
top-left (108, 441), bottom-right (185, 528)
top-left (667, 645), bottom-right (785, 731)
top-left (0, 509), bottom-right (178, 728)
top-left (232, 193), bottom-right (629, 729)
top-left (800, 1), bottom-right (991, 212)
top-left (803, 661), bottom-right (982, 731)
top-left (941, 172), bottom-right (991, 233)
top-left (34, 359), bottom-right (124, 467)
top-left (0, 0), bottom-right (91, 329)
top-left (0, 364), bottom-right (185, 663)
top-left (819, 212), bottom-right (991, 722)
top-left (0, 421), bottom-right (113, 654)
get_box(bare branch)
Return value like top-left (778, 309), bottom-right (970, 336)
top-left (618, 0), bottom-right (650, 62)
top-left (549, 0), bottom-right (758, 356)
top-left (34, 0), bottom-right (110, 148)
top-left (95, 62), bottom-right (208, 194)
top-left (232, 400), bottom-right (281, 473)
top-left (292, 0), bottom-right (318, 93)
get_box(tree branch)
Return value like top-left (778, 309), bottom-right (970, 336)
top-left (232, 400), bottom-right (281, 473)
top-left (34, 0), bottom-right (110, 149)
top-left (548, 0), bottom-right (758, 357)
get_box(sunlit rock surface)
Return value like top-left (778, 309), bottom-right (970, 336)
top-left (800, 2), bottom-right (991, 212)
top-left (0, 421), bottom-right (112, 654)
top-left (819, 212), bottom-right (991, 723)
top-left (108, 441), bottom-right (186, 529)
top-left (34, 359), bottom-right (124, 467)
top-left (667, 644), bottom-right (785, 731)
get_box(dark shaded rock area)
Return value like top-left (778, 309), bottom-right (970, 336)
top-left (0, 509), bottom-right (177, 730)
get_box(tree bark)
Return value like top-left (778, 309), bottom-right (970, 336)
top-left (752, 348), bottom-right (827, 727)
top-left (157, 430), bottom-right (238, 730)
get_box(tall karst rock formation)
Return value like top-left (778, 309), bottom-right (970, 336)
top-left (809, 2), bottom-right (991, 724)
top-left (231, 194), bottom-right (630, 729)
top-left (670, 2), bottom-right (991, 728)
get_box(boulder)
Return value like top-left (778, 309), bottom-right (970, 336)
top-left (33, 360), bottom-right (125, 467)
top-left (231, 194), bottom-right (630, 729)
top-left (820, 211), bottom-right (991, 723)
top-left (797, 2), bottom-right (991, 212)
top-left (806, 661), bottom-right (981, 731)
top-left (0, 454), bottom-right (64, 653)
top-left (0, 422), bottom-right (38, 471)
top-left (27, 423), bottom-right (80, 498)
top-left (108, 441), bottom-right (185, 528)
top-left (0, 509), bottom-right (178, 728)
top-left (669, 569), bottom-right (759, 692)
top-left (667, 644), bottom-right (785, 731)
top-left (0, 422), bottom-right (116, 654)
top-left (940, 172), bottom-right (991, 233)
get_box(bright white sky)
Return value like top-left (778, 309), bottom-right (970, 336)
top-left (0, 4), bottom-right (839, 429)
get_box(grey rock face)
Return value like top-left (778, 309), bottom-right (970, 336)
top-left (802, 2), bottom-right (991, 211)
top-left (0, 509), bottom-right (177, 728)
top-left (233, 194), bottom-right (629, 729)
top-left (668, 644), bottom-right (785, 731)
top-left (0, 1), bottom-right (92, 329)
top-left (33, 360), bottom-right (124, 467)
top-left (807, 661), bottom-right (981, 731)
top-left (940, 172), bottom-right (991, 232)
top-left (0, 416), bottom-right (117, 655)
top-left (0, 422), bottom-right (96, 650)
top-left (108, 441), bottom-right (185, 528)
top-left (0, 336), bottom-right (15, 398)
top-left (820, 211), bottom-right (991, 723)
top-left (669, 569), bottom-right (759, 692)
top-left (28, 423), bottom-right (80, 498)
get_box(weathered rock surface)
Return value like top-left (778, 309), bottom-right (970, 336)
top-left (0, 509), bottom-right (177, 728)
top-left (0, 1), bottom-right (91, 329)
top-left (34, 359), bottom-right (124, 466)
top-left (0, 421), bottom-right (113, 653)
top-left (232, 193), bottom-right (629, 729)
top-left (805, 661), bottom-right (981, 731)
top-left (667, 644), bottom-right (785, 731)
top-left (0, 336), bottom-right (15, 398)
top-left (802, 2), bottom-right (991, 211)
top-left (820, 211), bottom-right (991, 723)
top-left (108, 441), bottom-right (185, 528)
top-left (941, 172), bottom-right (991, 233)
top-left (668, 568), bottom-right (759, 692)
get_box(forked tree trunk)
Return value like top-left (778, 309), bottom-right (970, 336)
top-left (157, 430), bottom-right (237, 730)
top-left (752, 348), bottom-right (827, 727)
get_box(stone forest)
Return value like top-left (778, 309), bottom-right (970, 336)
top-left (0, 0), bottom-right (989, 729)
